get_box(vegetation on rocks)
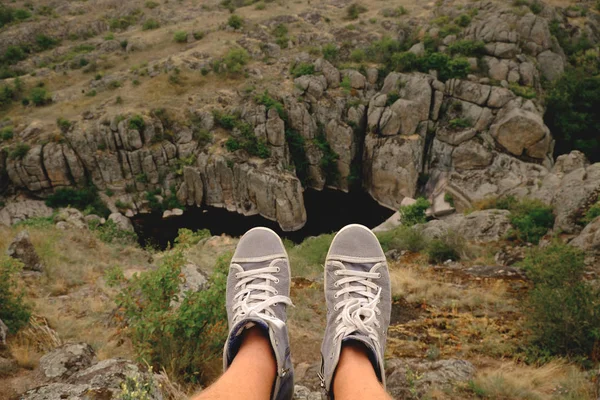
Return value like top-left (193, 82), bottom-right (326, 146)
top-left (45, 186), bottom-right (110, 217)
top-left (0, 257), bottom-right (32, 334)
top-left (399, 198), bottom-right (430, 226)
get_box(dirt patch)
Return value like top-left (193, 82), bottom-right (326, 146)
top-left (390, 297), bottom-right (423, 325)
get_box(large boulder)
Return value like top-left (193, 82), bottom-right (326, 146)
top-left (386, 358), bottom-right (476, 399)
top-left (108, 213), bottom-right (134, 232)
top-left (420, 210), bottom-right (512, 242)
top-left (490, 108), bottom-right (551, 160)
top-left (39, 343), bottom-right (95, 381)
top-left (7, 230), bottom-right (43, 272)
top-left (570, 217), bottom-right (600, 254)
top-left (0, 200), bottom-right (53, 226)
top-left (537, 50), bottom-right (565, 81)
top-left (54, 208), bottom-right (86, 230)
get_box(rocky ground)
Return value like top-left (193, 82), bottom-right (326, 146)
top-left (1, 0), bottom-right (600, 398)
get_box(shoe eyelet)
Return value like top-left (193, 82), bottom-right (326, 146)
top-left (334, 271), bottom-right (339, 276)
top-left (334, 282), bottom-right (339, 288)
top-left (274, 289), bottom-right (279, 294)
top-left (334, 293), bottom-right (339, 299)
top-left (276, 267), bottom-right (281, 272)
top-left (377, 273), bottom-right (381, 278)
top-left (235, 273), bottom-right (240, 278)
top-left (334, 306), bottom-right (338, 311)
top-left (274, 278), bottom-right (280, 283)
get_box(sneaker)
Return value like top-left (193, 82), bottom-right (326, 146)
top-left (223, 227), bottom-right (294, 400)
top-left (318, 224), bottom-right (391, 398)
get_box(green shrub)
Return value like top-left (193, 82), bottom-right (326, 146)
top-left (389, 51), bottom-right (418, 72)
top-left (129, 114), bottom-right (145, 131)
top-left (174, 30), bottom-right (187, 43)
top-left (508, 199), bottom-right (555, 244)
top-left (46, 185), bottom-right (110, 217)
top-left (454, 14), bottom-right (471, 27)
top-left (13, 8), bottom-right (31, 21)
top-left (142, 18), bottom-right (160, 30)
top-left (350, 49), bottom-right (366, 63)
top-left (220, 47), bottom-right (250, 74)
top-left (174, 228), bottom-right (211, 249)
top-left (255, 91), bottom-right (285, 118)
top-left (520, 243), bottom-right (600, 360)
top-left (56, 117), bottom-right (71, 133)
top-left (448, 40), bottom-right (485, 56)
top-left (314, 131), bottom-right (339, 185)
top-left (145, 1), bottom-right (160, 9)
top-left (448, 118), bottom-right (472, 130)
top-left (376, 226), bottom-right (427, 253)
top-left (115, 251), bottom-right (229, 384)
top-left (288, 234), bottom-right (334, 278)
top-left (340, 76), bottom-right (352, 93)
top-left (227, 14), bottom-right (243, 29)
top-left (386, 91), bottom-right (400, 106)
top-left (9, 142), bottom-right (30, 159)
top-left (0, 257), bottom-right (32, 334)
top-left (399, 198), bottom-right (430, 226)
top-left (217, 111), bottom-right (270, 159)
top-left (322, 43), bottom-right (339, 61)
top-left (29, 87), bottom-right (50, 106)
top-left (529, 1), bottom-right (543, 14)
top-left (509, 83), bottom-right (536, 99)
top-left (1, 126), bottom-right (14, 141)
top-left (382, 6), bottom-right (408, 17)
top-left (545, 70), bottom-right (600, 162)
top-left (426, 233), bottom-right (463, 264)
top-left (3, 45), bottom-right (27, 65)
top-left (346, 3), bottom-right (367, 20)
top-left (284, 128), bottom-right (309, 185)
top-left (88, 219), bottom-right (138, 244)
top-left (290, 62), bottom-right (315, 78)
top-left (272, 23), bottom-right (288, 38)
top-left (0, 5), bottom-right (15, 28)
top-left (582, 202), bottom-right (600, 225)
top-left (35, 34), bottom-right (59, 50)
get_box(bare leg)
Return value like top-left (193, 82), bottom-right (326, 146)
top-left (333, 342), bottom-right (392, 400)
top-left (192, 327), bottom-right (275, 400)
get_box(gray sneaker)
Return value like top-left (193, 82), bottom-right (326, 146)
top-left (223, 227), bottom-right (294, 400)
top-left (318, 224), bottom-right (391, 398)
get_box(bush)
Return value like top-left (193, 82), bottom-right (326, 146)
top-left (529, 1), bottom-right (543, 14)
top-left (3, 45), bottom-right (27, 65)
top-left (227, 14), bottom-right (243, 29)
top-left (142, 18), bottom-right (160, 30)
top-left (35, 34), bottom-right (59, 50)
top-left (174, 228), bottom-right (211, 249)
top-left (426, 234), bottom-right (462, 264)
top-left (448, 118), bottom-right (472, 130)
top-left (520, 243), bottom-right (600, 360)
top-left (0, 257), bottom-right (32, 334)
top-left (314, 131), bottom-right (340, 185)
top-left (350, 49), bottom-right (366, 63)
top-left (509, 83), bottom-right (536, 99)
top-left (508, 199), bottom-right (554, 244)
top-left (376, 226), bottom-right (427, 253)
top-left (56, 117), bottom-right (71, 133)
top-left (145, 1), bottom-right (160, 9)
top-left (582, 202), bottom-right (600, 225)
top-left (255, 91), bottom-right (285, 118)
top-left (29, 87), bottom-right (50, 106)
top-left (0, 5), bottom-right (15, 28)
top-left (545, 70), bottom-right (600, 162)
top-left (129, 114), bottom-right (145, 131)
top-left (46, 185), bottom-right (110, 217)
top-left (1, 126), bottom-right (14, 141)
top-left (174, 31), bottom-right (187, 43)
top-left (285, 128), bottom-right (309, 185)
top-left (88, 219), bottom-right (138, 244)
top-left (448, 40), bottom-right (485, 56)
top-left (217, 111), bottom-right (270, 159)
top-left (322, 43), bottom-right (339, 62)
top-left (399, 198), bottom-right (430, 226)
top-left (346, 3), bottom-right (367, 20)
top-left (220, 47), bottom-right (250, 74)
top-left (454, 14), bottom-right (471, 27)
top-left (115, 251), bottom-right (229, 384)
top-left (13, 8), bottom-right (31, 21)
top-left (9, 142), bottom-right (30, 159)
top-left (290, 62), bottom-right (315, 78)
top-left (389, 51), bottom-right (419, 72)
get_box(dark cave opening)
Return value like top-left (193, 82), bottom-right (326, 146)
top-left (132, 188), bottom-right (395, 249)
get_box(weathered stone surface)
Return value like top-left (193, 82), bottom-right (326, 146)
top-left (67, 358), bottom-right (142, 388)
top-left (7, 230), bottom-right (43, 271)
top-left (386, 359), bottom-right (476, 399)
top-left (0, 319), bottom-right (7, 350)
top-left (266, 108), bottom-right (285, 146)
top-left (0, 200), bottom-right (53, 226)
top-left (108, 213), bottom-right (134, 232)
top-left (294, 385), bottom-right (321, 400)
top-left (448, 210), bottom-right (512, 242)
top-left (445, 80), bottom-right (491, 106)
top-left (537, 50), bottom-right (565, 81)
top-left (39, 343), bottom-right (95, 381)
top-left (552, 151), bottom-right (589, 175)
top-left (571, 216), bottom-right (600, 254)
top-left (364, 134), bottom-right (423, 209)
top-left (170, 263), bottom-right (208, 308)
top-left (452, 140), bottom-right (493, 170)
top-left (490, 108), bottom-right (551, 160)
top-left (54, 208), bottom-right (86, 230)
top-left (314, 58), bottom-right (340, 89)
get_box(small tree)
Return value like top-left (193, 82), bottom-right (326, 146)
top-left (521, 243), bottom-right (600, 361)
top-left (0, 257), bottom-right (32, 334)
top-left (399, 198), bottom-right (430, 226)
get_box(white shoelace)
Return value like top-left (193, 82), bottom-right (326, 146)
top-left (232, 259), bottom-right (293, 330)
top-left (331, 261), bottom-right (384, 350)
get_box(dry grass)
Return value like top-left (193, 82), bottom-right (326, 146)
top-left (9, 339), bottom-right (42, 370)
top-left (469, 361), bottom-right (596, 400)
top-left (389, 262), bottom-right (516, 313)
top-left (154, 369), bottom-right (189, 400)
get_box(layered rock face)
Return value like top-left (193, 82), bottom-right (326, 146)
top-left (2, 2), bottom-right (598, 234)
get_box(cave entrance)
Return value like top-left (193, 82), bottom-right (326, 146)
top-left (132, 188), bottom-right (395, 249)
